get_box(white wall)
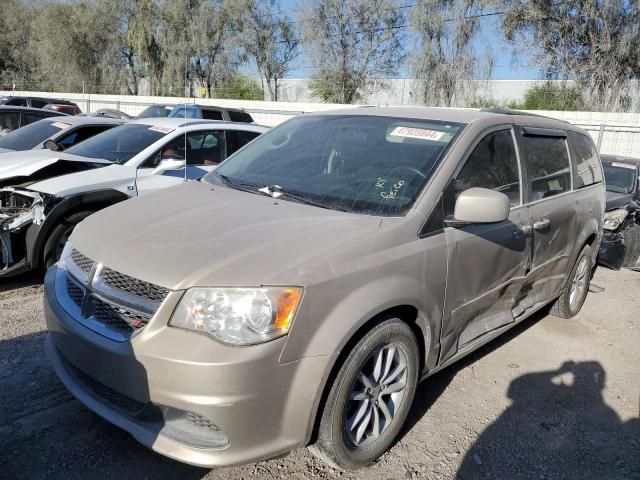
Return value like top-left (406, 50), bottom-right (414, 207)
top-left (2, 89), bottom-right (639, 156)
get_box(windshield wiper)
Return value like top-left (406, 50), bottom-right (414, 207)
top-left (258, 185), bottom-right (349, 212)
top-left (213, 173), bottom-right (262, 194)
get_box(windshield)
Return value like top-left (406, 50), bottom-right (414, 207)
top-left (0, 119), bottom-right (70, 150)
top-left (205, 115), bottom-right (463, 216)
top-left (169, 105), bottom-right (200, 119)
top-left (65, 123), bottom-right (168, 163)
top-left (137, 105), bottom-right (173, 118)
top-left (604, 163), bottom-right (637, 194)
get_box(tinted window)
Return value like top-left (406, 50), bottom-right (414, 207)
top-left (57, 125), bottom-right (114, 149)
top-left (137, 105), bottom-right (173, 118)
top-left (206, 115), bottom-right (463, 216)
top-left (569, 131), bottom-right (603, 188)
top-left (455, 130), bottom-right (520, 206)
top-left (0, 112), bottom-right (20, 135)
top-left (0, 119), bottom-right (69, 150)
top-left (66, 123), bottom-right (167, 163)
top-left (202, 109), bottom-right (223, 120)
top-left (603, 163), bottom-right (637, 194)
top-left (145, 130), bottom-right (225, 168)
top-left (522, 134), bottom-right (571, 201)
top-left (228, 110), bottom-right (253, 123)
top-left (24, 113), bottom-right (52, 124)
top-left (226, 130), bottom-right (261, 157)
top-left (31, 99), bottom-right (48, 108)
top-left (6, 97), bottom-right (27, 106)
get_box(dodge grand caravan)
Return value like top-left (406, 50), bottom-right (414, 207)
top-left (44, 108), bottom-right (605, 470)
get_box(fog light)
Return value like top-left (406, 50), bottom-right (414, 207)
top-left (159, 407), bottom-right (229, 449)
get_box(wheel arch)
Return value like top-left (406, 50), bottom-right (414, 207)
top-left (26, 189), bottom-right (130, 269)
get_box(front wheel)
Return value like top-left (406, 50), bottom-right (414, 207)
top-left (309, 317), bottom-right (420, 470)
top-left (43, 210), bottom-right (94, 269)
top-left (550, 245), bottom-right (592, 319)
top-left (622, 223), bottom-right (640, 268)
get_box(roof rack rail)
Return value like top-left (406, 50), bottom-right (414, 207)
top-left (481, 107), bottom-right (569, 123)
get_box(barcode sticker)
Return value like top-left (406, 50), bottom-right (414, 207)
top-left (612, 162), bottom-right (636, 170)
top-left (389, 126), bottom-right (445, 141)
top-left (149, 126), bottom-right (174, 134)
top-left (51, 122), bottom-right (70, 129)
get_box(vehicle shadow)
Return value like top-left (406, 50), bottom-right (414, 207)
top-left (400, 306), bottom-right (552, 440)
top-left (0, 330), bottom-right (209, 480)
top-left (0, 270), bottom-right (43, 293)
top-left (457, 361), bottom-right (640, 479)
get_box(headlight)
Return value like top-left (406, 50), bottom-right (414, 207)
top-left (603, 208), bottom-right (628, 231)
top-left (169, 287), bottom-right (303, 345)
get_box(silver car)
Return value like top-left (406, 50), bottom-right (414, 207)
top-left (44, 107), bottom-right (605, 469)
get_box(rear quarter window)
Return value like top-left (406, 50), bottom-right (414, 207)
top-left (568, 131), bottom-right (603, 188)
top-left (521, 133), bottom-right (572, 201)
top-left (228, 110), bottom-right (253, 123)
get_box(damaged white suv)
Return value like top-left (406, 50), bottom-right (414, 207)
top-left (0, 118), bottom-right (266, 276)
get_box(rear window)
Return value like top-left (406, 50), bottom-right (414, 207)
top-left (228, 110), bottom-right (253, 123)
top-left (0, 119), bottom-right (70, 150)
top-left (202, 109), bottom-right (224, 120)
top-left (522, 134), bottom-right (571, 201)
top-left (569, 131), bottom-right (603, 188)
top-left (66, 123), bottom-right (168, 163)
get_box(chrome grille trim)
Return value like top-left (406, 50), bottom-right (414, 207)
top-left (56, 249), bottom-right (169, 342)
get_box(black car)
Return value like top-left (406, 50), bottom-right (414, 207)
top-left (598, 154), bottom-right (640, 269)
top-left (0, 106), bottom-right (68, 136)
top-left (0, 95), bottom-right (80, 111)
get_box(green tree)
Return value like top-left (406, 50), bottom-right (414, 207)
top-left (502, 0), bottom-right (640, 111)
top-left (299, 0), bottom-right (406, 104)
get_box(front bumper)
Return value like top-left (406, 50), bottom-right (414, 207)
top-left (44, 266), bottom-right (331, 467)
top-left (597, 230), bottom-right (625, 270)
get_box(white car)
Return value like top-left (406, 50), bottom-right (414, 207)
top-left (0, 118), bottom-right (267, 276)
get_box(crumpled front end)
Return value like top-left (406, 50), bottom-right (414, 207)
top-left (0, 188), bottom-right (49, 274)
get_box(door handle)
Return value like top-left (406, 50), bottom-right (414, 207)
top-left (533, 218), bottom-right (551, 230)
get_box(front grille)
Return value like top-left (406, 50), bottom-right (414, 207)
top-left (66, 277), bottom-right (84, 308)
top-left (89, 296), bottom-right (151, 334)
top-left (61, 350), bottom-right (146, 415)
top-left (102, 268), bottom-right (169, 303)
top-left (71, 249), bottom-right (94, 274)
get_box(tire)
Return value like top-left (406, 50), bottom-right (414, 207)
top-left (308, 317), bottom-right (420, 470)
top-left (550, 245), bottom-right (592, 319)
top-left (43, 210), bottom-right (94, 269)
top-left (622, 223), bottom-right (640, 268)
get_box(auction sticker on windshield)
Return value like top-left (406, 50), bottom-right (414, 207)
top-left (51, 122), bottom-right (70, 129)
top-left (390, 126), bottom-right (445, 141)
top-left (612, 162), bottom-right (636, 170)
top-left (149, 126), bottom-right (174, 134)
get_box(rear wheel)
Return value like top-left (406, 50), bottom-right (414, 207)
top-left (622, 223), bottom-right (640, 268)
top-left (550, 245), bottom-right (592, 319)
top-left (43, 210), bottom-right (94, 269)
top-left (309, 317), bottom-right (419, 470)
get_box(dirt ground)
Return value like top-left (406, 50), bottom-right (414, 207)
top-left (1, 267), bottom-right (638, 480)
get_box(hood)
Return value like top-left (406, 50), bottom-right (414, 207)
top-left (605, 191), bottom-right (633, 211)
top-left (71, 182), bottom-right (383, 290)
top-left (0, 149), bottom-right (112, 186)
top-left (0, 147), bottom-right (13, 154)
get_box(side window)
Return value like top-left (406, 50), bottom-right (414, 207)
top-left (228, 110), bottom-right (253, 123)
top-left (23, 113), bottom-right (48, 125)
top-left (569, 131), bottom-right (603, 188)
top-left (521, 134), bottom-right (571, 201)
top-left (143, 131), bottom-right (225, 168)
top-left (58, 126), bottom-right (113, 149)
top-left (202, 109), bottom-right (223, 120)
top-left (226, 130), bottom-right (261, 157)
top-left (0, 113), bottom-right (20, 134)
top-left (31, 99), bottom-right (48, 108)
top-left (455, 130), bottom-right (521, 206)
top-left (6, 97), bottom-right (27, 106)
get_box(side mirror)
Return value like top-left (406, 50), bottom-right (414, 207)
top-left (451, 187), bottom-right (510, 224)
top-left (44, 139), bottom-right (62, 151)
top-left (152, 158), bottom-right (186, 175)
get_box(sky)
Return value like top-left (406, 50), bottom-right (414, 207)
top-left (278, 0), bottom-right (542, 80)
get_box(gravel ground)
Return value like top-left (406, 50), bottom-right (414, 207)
top-left (1, 267), bottom-right (638, 480)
